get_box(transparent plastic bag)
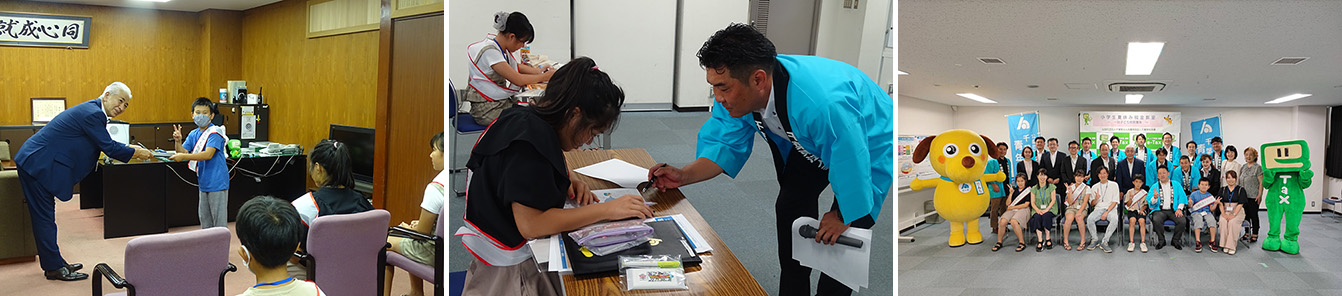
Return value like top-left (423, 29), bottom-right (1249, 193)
top-left (568, 219), bottom-right (654, 248)
top-left (587, 236), bottom-right (651, 256)
top-left (619, 255), bottom-right (688, 291)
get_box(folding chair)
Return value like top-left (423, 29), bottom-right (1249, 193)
top-left (449, 80), bottom-right (488, 197)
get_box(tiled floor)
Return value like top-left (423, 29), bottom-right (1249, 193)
top-left (447, 110), bottom-right (895, 295)
top-left (899, 211), bottom-right (1342, 296)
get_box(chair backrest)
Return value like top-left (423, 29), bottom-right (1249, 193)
top-left (124, 227), bottom-right (232, 296)
top-left (448, 80), bottom-right (458, 119)
top-left (307, 209), bottom-right (391, 296)
top-left (436, 202), bottom-right (447, 237)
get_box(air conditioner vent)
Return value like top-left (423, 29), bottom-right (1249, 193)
top-left (977, 57), bottom-right (1005, 64)
top-left (1108, 82), bottom-right (1166, 93)
top-left (1272, 57), bottom-right (1308, 65)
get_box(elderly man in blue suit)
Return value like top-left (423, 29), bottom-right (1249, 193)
top-left (14, 82), bottom-right (153, 281)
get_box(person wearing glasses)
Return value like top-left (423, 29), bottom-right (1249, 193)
top-left (13, 82), bottom-right (154, 281)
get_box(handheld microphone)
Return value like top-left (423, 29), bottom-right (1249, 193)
top-left (798, 225), bottom-right (863, 248)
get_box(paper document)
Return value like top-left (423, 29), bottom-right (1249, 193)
top-left (573, 159), bottom-right (650, 188)
top-left (529, 237), bottom-right (551, 264)
top-left (547, 235), bottom-right (571, 273)
top-left (791, 217), bottom-right (871, 291)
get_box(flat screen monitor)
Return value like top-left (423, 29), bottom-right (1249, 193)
top-left (328, 124), bottom-right (375, 183)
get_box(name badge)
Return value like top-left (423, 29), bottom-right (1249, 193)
top-left (975, 181), bottom-right (985, 195)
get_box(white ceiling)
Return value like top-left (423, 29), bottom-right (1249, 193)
top-left (898, 0), bottom-right (1342, 107)
top-left (30, 0), bottom-right (280, 12)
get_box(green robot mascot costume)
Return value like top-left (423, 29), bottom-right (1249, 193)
top-left (1260, 140), bottom-right (1312, 254)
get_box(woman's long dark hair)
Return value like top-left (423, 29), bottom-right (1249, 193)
top-left (535, 57), bottom-right (624, 138)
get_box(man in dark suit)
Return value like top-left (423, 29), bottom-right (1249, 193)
top-left (1041, 138), bottom-right (1068, 196)
top-left (1116, 146), bottom-right (1147, 194)
top-left (1066, 141), bottom-right (1088, 184)
top-left (1091, 143), bottom-right (1118, 185)
top-left (14, 82), bottom-right (153, 281)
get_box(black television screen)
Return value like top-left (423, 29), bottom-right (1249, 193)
top-left (328, 124), bottom-right (375, 183)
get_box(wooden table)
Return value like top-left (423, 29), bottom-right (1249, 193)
top-left (560, 149), bottom-right (767, 296)
top-left (1, 160), bottom-right (14, 170)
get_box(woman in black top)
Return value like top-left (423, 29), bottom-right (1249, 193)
top-left (1217, 170), bottom-right (1249, 255)
top-left (459, 57), bottom-right (653, 295)
top-left (1017, 147), bottom-right (1042, 188)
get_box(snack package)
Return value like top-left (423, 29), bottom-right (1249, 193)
top-left (619, 255), bottom-right (688, 291)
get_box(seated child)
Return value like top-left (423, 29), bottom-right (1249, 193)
top-left (384, 132), bottom-right (446, 296)
top-left (1188, 179), bottom-right (1220, 252)
top-left (289, 139), bottom-right (375, 280)
top-left (236, 196), bottom-right (327, 296)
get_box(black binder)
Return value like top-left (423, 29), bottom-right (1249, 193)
top-left (562, 219), bottom-right (702, 275)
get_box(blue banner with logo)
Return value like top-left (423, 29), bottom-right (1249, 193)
top-left (1191, 116), bottom-right (1221, 156)
top-left (1007, 112), bottom-right (1040, 181)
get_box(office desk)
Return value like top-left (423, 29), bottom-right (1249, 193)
top-left (1, 160), bottom-right (13, 170)
top-left (81, 155), bottom-right (307, 238)
top-left (560, 149), bottom-right (766, 296)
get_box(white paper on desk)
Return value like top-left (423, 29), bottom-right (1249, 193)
top-left (791, 217), bottom-right (871, 291)
top-left (546, 235), bottom-right (571, 273)
top-left (573, 159), bottom-right (650, 188)
top-left (529, 237), bottom-right (551, 264)
top-left (645, 214), bottom-right (712, 254)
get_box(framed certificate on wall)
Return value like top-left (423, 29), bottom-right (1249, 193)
top-left (32, 98), bottom-right (67, 125)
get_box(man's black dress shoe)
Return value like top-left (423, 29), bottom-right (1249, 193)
top-left (44, 266), bottom-right (89, 281)
top-left (66, 263), bottom-right (83, 272)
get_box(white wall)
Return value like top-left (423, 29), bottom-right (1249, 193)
top-left (815, 0), bottom-right (891, 84)
top-left (897, 96), bottom-right (953, 230)
top-left (448, 1), bottom-right (572, 91)
top-left (574, 0), bottom-right (677, 108)
top-left (672, 0), bottom-right (749, 109)
top-left (951, 105), bottom-right (1328, 212)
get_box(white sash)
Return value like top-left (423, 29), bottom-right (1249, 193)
top-left (189, 125), bottom-right (228, 173)
top-left (1126, 189), bottom-right (1147, 211)
top-left (466, 37), bottom-right (522, 101)
top-left (454, 223), bottom-right (533, 266)
top-left (1010, 188), bottom-right (1030, 207)
top-left (1191, 193), bottom-right (1216, 212)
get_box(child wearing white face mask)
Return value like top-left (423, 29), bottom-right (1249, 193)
top-left (170, 97), bottom-right (231, 229)
top-left (236, 196), bottom-right (327, 296)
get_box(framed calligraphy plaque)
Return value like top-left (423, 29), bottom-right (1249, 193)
top-left (0, 12), bottom-right (90, 48)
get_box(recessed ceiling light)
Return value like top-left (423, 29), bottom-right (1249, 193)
top-left (1271, 57), bottom-right (1309, 65)
top-left (956, 93), bottom-right (997, 104)
top-left (1027, 85), bottom-right (1039, 88)
top-left (1203, 98), bottom-right (1216, 101)
top-left (1046, 98), bottom-right (1058, 101)
top-left (136, 0), bottom-right (170, 2)
top-left (897, 70), bottom-right (908, 75)
top-left (977, 57), bottom-right (1006, 64)
top-left (1126, 42), bottom-right (1165, 75)
top-left (1265, 93), bottom-right (1312, 104)
top-left (1125, 94), bottom-right (1143, 104)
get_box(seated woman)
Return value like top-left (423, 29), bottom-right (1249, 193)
top-left (993, 175), bottom-right (1032, 252)
top-left (383, 132), bottom-right (446, 296)
top-left (288, 139), bottom-right (375, 280)
top-left (457, 57), bottom-right (652, 295)
top-left (1027, 169), bottom-right (1057, 252)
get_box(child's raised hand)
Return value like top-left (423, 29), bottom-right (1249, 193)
top-left (172, 124), bottom-right (183, 141)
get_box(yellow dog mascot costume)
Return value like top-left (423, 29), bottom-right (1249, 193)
top-left (911, 129), bottom-right (1006, 247)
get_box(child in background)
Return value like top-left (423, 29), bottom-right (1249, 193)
top-left (236, 196), bottom-right (327, 296)
top-left (289, 139), bottom-right (375, 280)
top-left (384, 132), bottom-right (446, 296)
top-left (170, 97), bottom-right (230, 229)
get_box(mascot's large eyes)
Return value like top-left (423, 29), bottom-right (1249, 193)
top-left (968, 143), bottom-right (982, 156)
top-left (943, 143), bottom-right (959, 156)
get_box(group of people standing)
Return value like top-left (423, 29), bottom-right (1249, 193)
top-left (987, 134), bottom-right (1264, 255)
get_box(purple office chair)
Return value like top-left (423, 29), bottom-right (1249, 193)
top-left (385, 202), bottom-right (447, 295)
top-left (93, 227), bottom-right (236, 296)
top-left (297, 209), bottom-right (391, 296)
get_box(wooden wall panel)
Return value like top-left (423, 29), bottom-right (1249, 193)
top-left (241, 0), bottom-right (378, 155)
top-left (200, 9), bottom-right (244, 97)
top-left (0, 1), bottom-right (203, 125)
top-left (381, 13), bottom-right (444, 224)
